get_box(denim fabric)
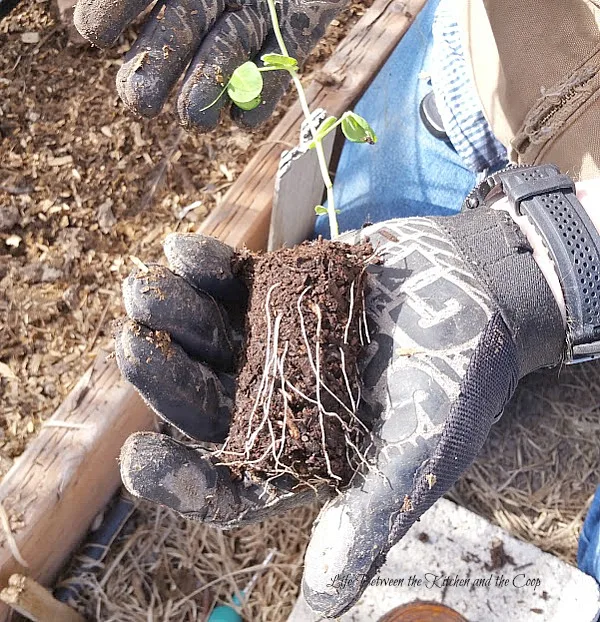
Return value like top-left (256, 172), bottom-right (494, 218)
top-left (430, 0), bottom-right (508, 173)
top-left (579, 486), bottom-right (600, 580)
top-left (315, 0), bottom-right (493, 237)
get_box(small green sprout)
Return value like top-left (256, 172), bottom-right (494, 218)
top-left (341, 111), bottom-right (378, 144)
top-left (261, 53), bottom-right (299, 72)
top-left (205, 0), bottom-right (377, 238)
top-left (227, 61), bottom-right (263, 109)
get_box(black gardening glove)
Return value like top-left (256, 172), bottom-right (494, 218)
top-left (0, 0), bottom-right (20, 19)
top-left (115, 207), bottom-right (566, 617)
top-left (73, 0), bottom-right (345, 129)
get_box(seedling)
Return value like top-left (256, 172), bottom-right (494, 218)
top-left (202, 0), bottom-right (377, 239)
top-left (214, 1), bottom-right (379, 490)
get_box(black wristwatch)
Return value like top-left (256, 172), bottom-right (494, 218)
top-left (464, 163), bottom-right (600, 364)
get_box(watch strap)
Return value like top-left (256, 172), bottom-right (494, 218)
top-left (480, 164), bottom-right (600, 363)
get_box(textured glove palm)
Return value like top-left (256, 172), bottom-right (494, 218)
top-left (73, 0), bottom-right (345, 129)
top-left (115, 207), bottom-right (565, 617)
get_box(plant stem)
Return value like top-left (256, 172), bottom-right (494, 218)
top-left (290, 72), bottom-right (339, 238)
top-left (265, 0), bottom-right (339, 239)
top-left (196, 83), bottom-right (229, 114)
top-left (265, 0), bottom-right (290, 58)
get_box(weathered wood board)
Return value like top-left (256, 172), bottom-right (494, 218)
top-left (268, 109), bottom-right (337, 251)
top-left (0, 353), bottom-right (155, 621)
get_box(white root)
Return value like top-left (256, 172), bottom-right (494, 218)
top-left (361, 287), bottom-right (371, 344)
top-left (297, 286), bottom-right (316, 369)
top-left (297, 287), bottom-right (340, 481)
top-left (285, 380), bottom-right (319, 406)
top-left (297, 287), bottom-right (351, 415)
top-left (339, 347), bottom-right (357, 415)
top-left (276, 342), bottom-right (290, 464)
top-left (221, 274), bottom-right (378, 486)
top-left (245, 312), bottom-right (283, 456)
top-left (309, 301), bottom-right (341, 482)
top-left (266, 416), bottom-right (282, 470)
top-left (297, 289), bottom-right (368, 433)
top-left (262, 313), bottom-right (283, 426)
top-left (343, 279), bottom-right (356, 345)
top-left (297, 285), bottom-right (377, 483)
top-left (245, 283), bottom-right (281, 442)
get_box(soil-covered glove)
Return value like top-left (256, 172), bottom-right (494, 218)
top-left (0, 0), bottom-right (20, 19)
top-left (73, 0), bottom-right (345, 129)
top-left (115, 234), bottom-right (331, 527)
top-left (114, 206), bottom-right (566, 617)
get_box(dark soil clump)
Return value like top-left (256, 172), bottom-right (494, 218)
top-left (222, 239), bottom-right (373, 488)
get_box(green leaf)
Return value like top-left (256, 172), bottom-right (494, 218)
top-left (307, 116), bottom-right (338, 149)
top-left (234, 95), bottom-right (262, 111)
top-left (227, 62), bottom-right (263, 104)
top-left (341, 112), bottom-right (378, 144)
top-left (261, 53), bottom-right (298, 72)
top-left (314, 205), bottom-right (328, 215)
top-left (317, 115), bottom-right (338, 137)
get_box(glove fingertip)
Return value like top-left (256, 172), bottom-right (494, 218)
top-left (73, 4), bottom-right (115, 47)
top-left (119, 431), bottom-right (160, 500)
top-left (122, 263), bottom-right (236, 369)
top-left (115, 319), bottom-right (231, 443)
top-left (177, 82), bottom-right (225, 131)
top-left (163, 233), bottom-right (247, 303)
top-left (120, 431), bottom-right (214, 517)
top-left (164, 232), bottom-right (233, 271)
top-left (116, 60), bottom-right (164, 119)
top-left (74, 0), bottom-right (150, 48)
top-left (230, 98), bottom-right (277, 129)
top-left (302, 501), bottom-right (367, 618)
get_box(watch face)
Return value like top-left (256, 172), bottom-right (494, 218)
top-left (378, 601), bottom-right (468, 622)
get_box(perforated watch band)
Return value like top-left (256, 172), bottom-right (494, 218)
top-left (466, 164), bottom-right (600, 363)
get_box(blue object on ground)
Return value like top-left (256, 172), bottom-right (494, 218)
top-left (207, 599), bottom-right (243, 622)
top-left (579, 486), bottom-right (600, 580)
top-left (207, 550), bottom-right (276, 622)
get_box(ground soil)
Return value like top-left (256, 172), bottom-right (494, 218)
top-left (224, 239), bottom-right (372, 487)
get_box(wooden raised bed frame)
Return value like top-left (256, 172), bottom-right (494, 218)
top-left (0, 1), bottom-right (425, 619)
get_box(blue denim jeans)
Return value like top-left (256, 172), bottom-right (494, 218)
top-left (315, 0), bottom-right (479, 237)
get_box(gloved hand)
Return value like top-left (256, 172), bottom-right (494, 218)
top-left (73, 0), bottom-right (345, 129)
top-left (115, 206), bottom-right (566, 617)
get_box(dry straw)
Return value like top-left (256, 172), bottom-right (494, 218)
top-left (450, 361), bottom-right (600, 564)
top-left (73, 501), bottom-right (318, 622)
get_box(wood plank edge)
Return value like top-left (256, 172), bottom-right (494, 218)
top-left (0, 354), bottom-right (156, 621)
